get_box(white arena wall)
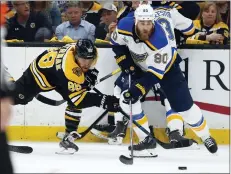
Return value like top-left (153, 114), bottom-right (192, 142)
top-left (3, 46), bottom-right (230, 144)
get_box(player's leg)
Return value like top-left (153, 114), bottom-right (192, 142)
top-left (161, 64), bottom-right (217, 153)
top-left (59, 104), bottom-right (82, 153)
top-left (7, 68), bottom-right (42, 105)
top-left (119, 93), bottom-right (157, 157)
top-left (157, 88), bottom-right (193, 147)
top-left (108, 73), bottom-right (129, 144)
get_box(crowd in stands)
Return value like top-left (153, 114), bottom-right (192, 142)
top-left (4, 1), bottom-right (230, 45)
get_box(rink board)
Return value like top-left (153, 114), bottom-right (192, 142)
top-left (6, 126), bottom-right (229, 144)
top-left (3, 47), bottom-right (230, 144)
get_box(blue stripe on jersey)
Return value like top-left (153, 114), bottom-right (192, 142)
top-left (133, 112), bottom-right (145, 120)
top-left (181, 22), bottom-right (194, 33)
top-left (126, 11), bottom-right (134, 18)
top-left (110, 38), bottom-right (120, 45)
top-left (148, 66), bottom-right (165, 75)
top-left (166, 109), bottom-right (175, 116)
top-left (189, 116), bottom-right (204, 127)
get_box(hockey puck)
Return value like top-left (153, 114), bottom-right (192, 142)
top-left (178, 166), bottom-right (187, 170)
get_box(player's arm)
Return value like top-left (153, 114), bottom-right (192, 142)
top-left (172, 8), bottom-right (196, 37)
top-left (110, 27), bottom-right (137, 74)
top-left (124, 46), bottom-right (174, 102)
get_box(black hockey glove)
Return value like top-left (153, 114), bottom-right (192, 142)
top-left (115, 54), bottom-right (136, 75)
top-left (85, 68), bottom-right (99, 90)
top-left (100, 95), bottom-right (119, 112)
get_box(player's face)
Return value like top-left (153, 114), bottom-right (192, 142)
top-left (202, 5), bottom-right (217, 25)
top-left (77, 57), bottom-right (94, 73)
top-left (14, 1), bottom-right (30, 17)
top-left (136, 20), bottom-right (153, 40)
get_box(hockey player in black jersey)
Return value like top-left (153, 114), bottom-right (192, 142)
top-left (6, 39), bottom-right (119, 154)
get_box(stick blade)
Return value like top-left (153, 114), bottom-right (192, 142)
top-left (8, 145), bottom-right (33, 154)
top-left (119, 155), bottom-right (133, 165)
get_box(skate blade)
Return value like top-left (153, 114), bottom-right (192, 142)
top-left (55, 147), bottom-right (77, 155)
top-left (131, 149), bottom-right (158, 158)
top-left (91, 129), bottom-right (109, 141)
top-left (108, 137), bottom-right (123, 145)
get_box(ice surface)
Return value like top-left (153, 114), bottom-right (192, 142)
top-left (9, 142), bottom-right (229, 173)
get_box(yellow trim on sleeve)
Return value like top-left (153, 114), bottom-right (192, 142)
top-left (69, 89), bottom-right (86, 99)
top-left (74, 92), bottom-right (87, 106)
top-left (135, 84), bottom-right (146, 95)
top-left (117, 29), bottom-right (133, 36)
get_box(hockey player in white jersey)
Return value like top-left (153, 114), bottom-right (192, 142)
top-left (110, 4), bottom-right (218, 155)
top-left (108, 1), bottom-right (197, 148)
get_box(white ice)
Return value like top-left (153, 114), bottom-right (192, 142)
top-left (9, 142), bottom-right (229, 173)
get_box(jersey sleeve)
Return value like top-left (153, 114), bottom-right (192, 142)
top-left (171, 8), bottom-right (195, 36)
top-left (110, 27), bottom-right (126, 46)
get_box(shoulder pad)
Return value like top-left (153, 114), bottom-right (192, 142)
top-left (117, 17), bottom-right (134, 36)
top-left (146, 21), bottom-right (168, 51)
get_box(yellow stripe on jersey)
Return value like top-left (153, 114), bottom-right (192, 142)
top-left (117, 29), bottom-right (133, 36)
top-left (165, 50), bottom-right (177, 73)
top-left (147, 69), bottom-right (164, 79)
top-left (65, 115), bottom-right (79, 122)
top-left (34, 61), bottom-right (54, 89)
top-left (74, 92), bottom-right (87, 106)
top-left (69, 89), bottom-right (86, 100)
top-left (135, 84), bottom-right (146, 95)
top-left (144, 41), bottom-right (158, 51)
top-left (30, 61), bottom-right (54, 91)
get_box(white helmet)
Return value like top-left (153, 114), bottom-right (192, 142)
top-left (134, 4), bottom-right (154, 25)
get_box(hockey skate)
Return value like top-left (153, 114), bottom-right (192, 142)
top-left (202, 136), bottom-right (218, 154)
top-left (90, 124), bottom-right (116, 141)
top-left (93, 124), bottom-right (116, 133)
top-left (56, 131), bottom-right (79, 155)
top-left (168, 129), bottom-right (199, 149)
top-left (128, 136), bottom-right (158, 158)
top-left (108, 119), bottom-right (128, 145)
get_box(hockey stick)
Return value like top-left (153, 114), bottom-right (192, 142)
top-left (119, 74), bottom-right (134, 165)
top-left (8, 145), bottom-right (33, 154)
top-left (35, 68), bottom-right (121, 106)
top-left (56, 109), bottom-right (109, 140)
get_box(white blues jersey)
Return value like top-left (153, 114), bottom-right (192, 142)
top-left (111, 18), bottom-right (178, 80)
top-left (153, 5), bottom-right (195, 48)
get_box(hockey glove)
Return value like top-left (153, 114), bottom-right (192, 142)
top-left (100, 95), bottom-right (119, 112)
top-left (85, 68), bottom-right (99, 90)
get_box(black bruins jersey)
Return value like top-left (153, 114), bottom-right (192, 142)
top-left (188, 20), bottom-right (230, 45)
top-left (29, 43), bottom-right (99, 108)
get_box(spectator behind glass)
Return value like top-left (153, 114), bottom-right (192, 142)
top-left (95, 3), bottom-right (117, 41)
top-left (79, 1), bottom-right (102, 27)
top-left (55, 2), bottom-right (95, 42)
top-left (5, 1), bottom-right (53, 42)
top-left (186, 2), bottom-right (229, 45)
top-left (216, 1), bottom-right (230, 27)
top-left (30, 1), bottom-right (61, 32)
